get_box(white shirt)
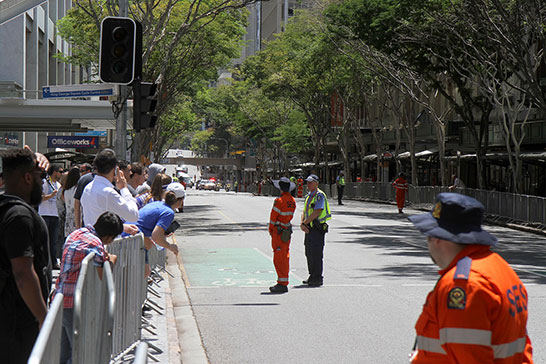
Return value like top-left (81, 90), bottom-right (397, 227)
top-left (38, 178), bottom-right (61, 217)
top-left (80, 175), bottom-right (139, 226)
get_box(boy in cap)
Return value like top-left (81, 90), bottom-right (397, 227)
top-left (268, 177), bottom-right (296, 293)
top-left (408, 193), bottom-right (533, 363)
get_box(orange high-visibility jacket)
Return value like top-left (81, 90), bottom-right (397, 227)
top-left (412, 245), bottom-right (533, 364)
top-left (269, 192), bottom-right (296, 235)
top-left (392, 177), bottom-right (408, 192)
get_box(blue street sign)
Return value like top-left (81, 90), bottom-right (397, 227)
top-left (47, 136), bottom-right (99, 149)
top-left (75, 131), bottom-right (108, 137)
top-left (42, 84), bottom-right (116, 99)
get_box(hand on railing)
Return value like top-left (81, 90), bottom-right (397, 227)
top-left (107, 253), bottom-right (118, 266)
top-left (169, 243), bottom-right (179, 255)
top-left (123, 223), bottom-right (139, 236)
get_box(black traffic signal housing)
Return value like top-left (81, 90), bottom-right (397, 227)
top-left (133, 80), bottom-right (158, 132)
top-left (99, 17), bottom-right (137, 84)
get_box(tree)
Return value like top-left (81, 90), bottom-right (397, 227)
top-left (326, 0), bottom-right (505, 188)
top-left (56, 0), bottom-right (252, 161)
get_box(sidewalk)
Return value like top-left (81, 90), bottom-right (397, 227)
top-left (140, 249), bottom-right (208, 364)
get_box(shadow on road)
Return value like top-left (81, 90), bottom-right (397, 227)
top-left (331, 209), bottom-right (546, 284)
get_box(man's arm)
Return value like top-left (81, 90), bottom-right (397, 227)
top-left (151, 226), bottom-right (178, 255)
top-left (10, 256), bottom-right (48, 328)
top-left (107, 188), bottom-right (139, 223)
top-left (74, 199), bottom-right (82, 229)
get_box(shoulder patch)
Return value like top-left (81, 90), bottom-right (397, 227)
top-left (453, 256), bottom-right (472, 280)
top-left (447, 287), bottom-right (466, 310)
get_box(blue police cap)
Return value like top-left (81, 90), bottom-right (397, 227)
top-left (408, 193), bottom-right (497, 246)
top-left (305, 174), bottom-right (319, 182)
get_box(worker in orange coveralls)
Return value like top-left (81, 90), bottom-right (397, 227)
top-left (392, 172), bottom-right (408, 213)
top-left (408, 193), bottom-right (533, 364)
top-left (268, 177), bottom-right (296, 293)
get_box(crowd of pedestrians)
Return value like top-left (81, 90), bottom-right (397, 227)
top-left (0, 147), bottom-right (184, 364)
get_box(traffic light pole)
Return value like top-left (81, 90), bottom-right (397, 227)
top-left (115, 0), bottom-right (129, 160)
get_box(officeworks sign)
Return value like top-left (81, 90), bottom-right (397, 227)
top-left (47, 136), bottom-right (99, 149)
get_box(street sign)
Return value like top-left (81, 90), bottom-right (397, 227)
top-left (42, 84), bottom-right (116, 99)
top-left (75, 131), bottom-right (108, 137)
top-left (47, 136), bottom-right (99, 149)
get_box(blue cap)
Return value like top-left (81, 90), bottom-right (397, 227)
top-left (305, 174), bottom-right (319, 182)
top-left (408, 193), bottom-right (497, 246)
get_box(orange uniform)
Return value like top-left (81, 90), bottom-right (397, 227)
top-left (297, 178), bottom-right (304, 198)
top-left (392, 177), bottom-right (408, 211)
top-left (268, 192), bottom-right (296, 286)
top-left (412, 245), bottom-right (533, 364)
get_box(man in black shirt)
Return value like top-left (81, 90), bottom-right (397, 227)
top-left (74, 165), bottom-right (94, 229)
top-left (0, 148), bottom-right (51, 363)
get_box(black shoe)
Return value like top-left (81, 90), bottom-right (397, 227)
top-left (307, 280), bottom-right (323, 287)
top-left (269, 284), bottom-right (288, 293)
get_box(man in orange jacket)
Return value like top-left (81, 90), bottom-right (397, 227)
top-left (392, 172), bottom-right (408, 213)
top-left (408, 193), bottom-right (533, 363)
top-left (268, 177), bottom-right (296, 293)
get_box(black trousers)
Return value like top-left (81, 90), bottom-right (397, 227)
top-left (304, 228), bottom-right (326, 283)
top-left (337, 186), bottom-right (344, 204)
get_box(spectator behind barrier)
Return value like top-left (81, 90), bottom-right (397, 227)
top-left (63, 167), bottom-right (81, 237)
top-left (73, 163), bottom-right (94, 229)
top-left (0, 147), bottom-right (51, 364)
top-left (80, 149), bottom-right (139, 235)
top-left (136, 173), bottom-right (172, 209)
top-left (53, 211), bottom-right (123, 364)
top-left (136, 163), bottom-right (166, 195)
top-left (127, 162), bottom-right (146, 197)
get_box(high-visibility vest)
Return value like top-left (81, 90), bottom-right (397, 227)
top-left (337, 176), bottom-right (345, 186)
top-left (269, 192), bottom-right (296, 231)
top-left (304, 188), bottom-right (332, 227)
top-left (393, 177), bottom-right (408, 191)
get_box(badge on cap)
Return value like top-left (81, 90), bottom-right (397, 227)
top-left (447, 287), bottom-right (466, 309)
top-left (432, 202), bottom-right (442, 219)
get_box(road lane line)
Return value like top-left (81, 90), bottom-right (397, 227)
top-left (173, 235), bottom-right (191, 287)
top-left (253, 247), bottom-right (306, 282)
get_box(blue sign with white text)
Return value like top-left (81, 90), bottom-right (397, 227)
top-left (47, 136), bottom-right (99, 149)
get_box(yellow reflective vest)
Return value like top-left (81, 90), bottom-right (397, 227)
top-left (304, 188), bottom-right (332, 227)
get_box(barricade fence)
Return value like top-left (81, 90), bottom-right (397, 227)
top-left (255, 181), bottom-right (546, 226)
top-left (29, 232), bottom-right (167, 363)
top-left (28, 294), bottom-right (64, 364)
top-left (73, 252), bottom-right (115, 364)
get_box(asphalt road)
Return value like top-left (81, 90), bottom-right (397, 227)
top-left (175, 189), bottom-right (546, 364)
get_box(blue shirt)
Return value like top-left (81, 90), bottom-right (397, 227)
top-left (135, 201), bottom-right (175, 237)
top-left (305, 190), bottom-right (325, 210)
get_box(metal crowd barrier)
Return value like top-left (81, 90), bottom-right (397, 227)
top-left (257, 180), bottom-right (546, 226)
top-left (28, 294), bottom-right (64, 364)
top-left (133, 342), bottom-right (149, 364)
top-left (107, 233), bottom-right (146, 358)
top-left (148, 245), bottom-right (167, 271)
top-left (72, 252), bottom-right (115, 364)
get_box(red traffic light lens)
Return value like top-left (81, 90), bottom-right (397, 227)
top-left (112, 26), bottom-right (129, 41)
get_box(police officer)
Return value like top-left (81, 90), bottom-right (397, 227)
top-left (300, 174), bottom-right (331, 286)
top-left (336, 171), bottom-right (345, 205)
top-left (408, 193), bottom-right (533, 363)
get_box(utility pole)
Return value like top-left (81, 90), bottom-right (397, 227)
top-left (115, 0), bottom-right (129, 160)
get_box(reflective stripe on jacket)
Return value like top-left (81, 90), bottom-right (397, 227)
top-left (392, 177), bottom-right (408, 191)
top-left (269, 192), bottom-right (296, 231)
top-left (412, 245), bottom-right (533, 364)
top-left (303, 188), bottom-right (331, 227)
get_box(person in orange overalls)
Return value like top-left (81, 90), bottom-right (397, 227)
top-left (297, 177), bottom-right (304, 198)
top-left (268, 177), bottom-right (296, 293)
top-left (392, 172), bottom-right (408, 213)
top-left (408, 193), bottom-right (533, 364)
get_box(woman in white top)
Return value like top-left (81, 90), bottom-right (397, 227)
top-left (62, 167), bottom-right (81, 236)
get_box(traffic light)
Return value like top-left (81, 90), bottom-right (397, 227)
top-left (133, 80), bottom-right (158, 132)
top-left (99, 17), bottom-right (137, 84)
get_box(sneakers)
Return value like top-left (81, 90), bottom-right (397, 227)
top-left (269, 284), bottom-right (288, 293)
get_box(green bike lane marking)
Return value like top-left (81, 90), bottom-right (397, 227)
top-left (180, 247), bottom-right (301, 287)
